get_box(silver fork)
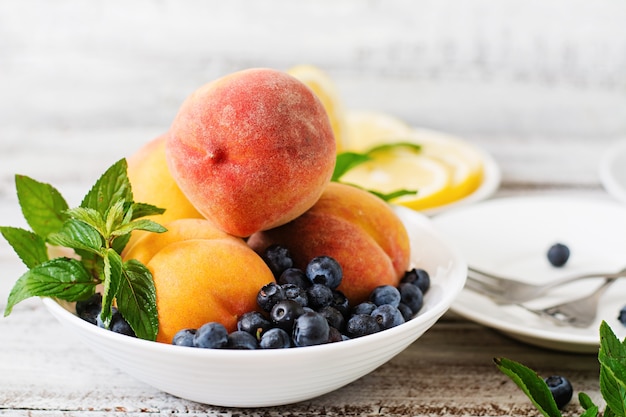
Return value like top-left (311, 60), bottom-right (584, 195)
top-left (517, 277), bottom-right (618, 328)
top-left (465, 266), bottom-right (626, 304)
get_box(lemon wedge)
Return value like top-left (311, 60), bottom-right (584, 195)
top-left (287, 64), bottom-right (347, 152)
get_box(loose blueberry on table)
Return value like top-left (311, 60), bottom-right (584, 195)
top-left (544, 375), bottom-right (573, 409)
top-left (547, 243), bottom-right (570, 267)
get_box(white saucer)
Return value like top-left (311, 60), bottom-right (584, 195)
top-left (599, 139), bottom-right (626, 204)
top-left (431, 195), bottom-right (626, 353)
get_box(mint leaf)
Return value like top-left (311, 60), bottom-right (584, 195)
top-left (0, 226), bottom-right (48, 268)
top-left (118, 259), bottom-right (158, 341)
top-left (47, 219), bottom-right (104, 254)
top-left (81, 159), bottom-right (132, 216)
top-left (494, 357), bottom-right (562, 417)
top-left (367, 189), bottom-right (418, 202)
top-left (65, 207), bottom-right (106, 235)
top-left (100, 248), bottom-right (123, 327)
top-left (15, 175), bottom-right (68, 237)
top-left (333, 152), bottom-right (372, 181)
top-left (579, 392), bottom-right (600, 417)
top-left (104, 200), bottom-right (126, 238)
top-left (129, 202), bottom-right (166, 220)
top-left (111, 219), bottom-right (167, 237)
top-left (598, 321), bottom-right (626, 417)
top-left (366, 142), bottom-right (421, 154)
top-left (4, 258), bottom-right (96, 316)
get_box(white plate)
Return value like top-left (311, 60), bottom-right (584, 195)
top-left (599, 139), bottom-right (626, 204)
top-left (431, 195), bottom-right (626, 353)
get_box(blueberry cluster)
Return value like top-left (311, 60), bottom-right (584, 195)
top-left (172, 245), bottom-right (430, 350)
top-left (75, 293), bottom-right (136, 337)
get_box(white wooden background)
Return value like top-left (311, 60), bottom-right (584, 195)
top-left (0, 1), bottom-right (625, 415)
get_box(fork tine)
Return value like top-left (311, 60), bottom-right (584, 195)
top-left (464, 274), bottom-right (506, 296)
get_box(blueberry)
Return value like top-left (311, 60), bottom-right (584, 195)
top-left (618, 305), bottom-right (626, 325)
top-left (398, 283), bottom-right (424, 314)
top-left (227, 330), bottom-right (258, 350)
top-left (270, 299), bottom-right (305, 331)
top-left (369, 285), bottom-right (401, 307)
top-left (371, 304), bottom-right (405, 330)
top-left (346, 314), bottom-right (381, 338)
top-left (278, 267), bottom-right (311, 289)
top-left (547, 243), bottom-right (570, 267)
top-left (261, 244), bottom-right (293, 277)
top-left (172, 329), bottom-right (197, 347)
top-left (96, 306), bottom-right (132, 335)
top-left (544, 375), bottom-right (573, 409)
top-left (75, 293), bottom-right (102, 325)
top-left (401, 268), bottom-right (431, 293)
top-left (352, 301), bottom-right (377, 316)
top-left (317, 305), bottom-right (346, 332)
top-left (330, 290), bottom-right (350, 318)
top-left (397, 303), bottom-right (414, 321)
top-left (281, 283), bottom-right (309, 307)
top-left (259, 327), bottom-right (292, 349)
top-left (306, 283), bottom-right (334, 310)
top-left (327, 326), bottom-right (343, 343)
top-left (109, 310), bottom-right (136, 337)
top-left (193, 322), bottom-right (229, 349)
top-left (257, 282), bottom-right (286, 312)
top-left (292, 311), bottom-right (330, 347)
top-left (237, 311), bottom-right (272, 339)
top-left (305, 256), bottom-right (343, 289)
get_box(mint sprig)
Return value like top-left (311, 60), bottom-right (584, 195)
top-left (495, 321), bottom-right (626, 417)
top-left (2, 159), bottom-right (166, 341)
top-left (332, 142), bottom-right (421, 202)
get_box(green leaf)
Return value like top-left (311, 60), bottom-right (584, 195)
top-left (117, 259), bottom-right (158, 341)
top-left (104, 200), bottom-right (126, 238)
top-left (494, 357), bottom-right (562, 417)
top-left (0, 226), bottom-right (48, 268)
top-left (129, 202), bottom-right (166, 220)
top-left (81, 159), bottom-right (132, 216)
top-left (332, 152), bottom-right (371, 181)
top-left (111, 233), bottom-right (131, 255)
top-left (599, 321), bottom-right (626, 417)
top-left (4, 258), bottom-right (96, 316)
top-left (579, 392), bottom-right (599, 410)
top-left (47, 219), bottom-right (104, 254)
top-left (366, 141), bottom-right (421, 154)
top-left (367, 188), bottom-right (418, 202)
top-left (99, 249), bottom-right (123, 328)
top-left (111, 219), bottom-right (167, 237)
top-left (600, 362), bottom-right (626, 417)
top-left (65, 207), bottom-right (106, 235)
top-left (15, 174), bottom-right (68, 237)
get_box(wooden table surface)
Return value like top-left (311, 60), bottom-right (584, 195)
top-left (1, 1), bottom-right (625, 415)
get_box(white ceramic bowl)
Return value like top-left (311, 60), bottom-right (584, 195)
top-left (42, 206), bottom-right (466, 408)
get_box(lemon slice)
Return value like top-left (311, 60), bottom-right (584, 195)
top-left (340, 110), bottom-right (486, 210)
top-left (287, 64), bottom-right (347, 152)
top-left (413, 130), bottom-right (484, 204)
top-left (339, 149), bottom-right (453, 210)
top-left (344, 110), bottom-right (414, 152)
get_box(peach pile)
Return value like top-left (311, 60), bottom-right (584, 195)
top-left (122, 68), bottom-right (412, 343)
